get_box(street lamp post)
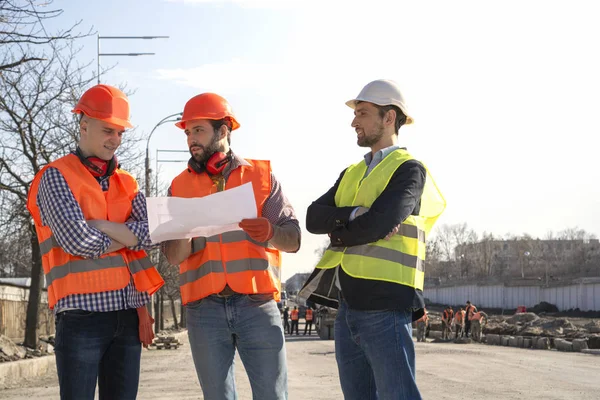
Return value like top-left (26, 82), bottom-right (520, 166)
top-left (155, 149), bottom-right (189, 196)
top-left (144, 113), bottom-right (181, 321)
top-left (97, 35), bottom-right (169, 84)
top-left (145, 113), bottom-right (183, 197)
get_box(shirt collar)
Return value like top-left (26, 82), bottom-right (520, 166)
top-left (363, 145), bottom-right (403, 165)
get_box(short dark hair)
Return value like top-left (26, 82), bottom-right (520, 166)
top-left (374, 104), bottom-right (407, 134)
top-left (208, 118), bottom-right (232, 145)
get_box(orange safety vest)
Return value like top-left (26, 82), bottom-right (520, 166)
top-left (171, 159), bottom-right (282, 305)
top-left (291, 309), bottom-right (299, 321)
top-left (466, 305), bottom-right (477, 320)
top-left (443, 309), bottom-right (454, 321)
top-left (305, 308), bottom-right (313, 321)
top-left (456, 310), bottom-right (465, 323)
top-left (27, 154), bottom-right (164, 309)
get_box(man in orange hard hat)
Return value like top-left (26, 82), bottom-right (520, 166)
top-left (27, 84), bottom-right (164, 400)
top-left (163, 92), bottom-right (301, 400)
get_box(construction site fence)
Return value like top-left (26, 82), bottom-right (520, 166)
top-left (424, 277), bottom-right (600, 311)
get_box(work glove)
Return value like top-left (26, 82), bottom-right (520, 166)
top-left (239, 217), bottom-right (274, 242)
top-left (136, 306), bottom-right (155, 348)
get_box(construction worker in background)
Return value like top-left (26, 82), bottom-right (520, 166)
top-left (163, 92), bottom-right (301, 400)
top-left (27, 84), bottom-right (164, 400)
top-left (454, 307), bottom-right (466, 338)
top-left (298, 79), bottom-right (446, 400)
top-left (464, 300), bottom-right (478, 338)
top-left (442, 305), bottom-right (454, 340)
top-left (290, 306), bottom-right (300, 335)
top-left (415, 309), bottom-right (429, 342)
top-left (282, 306), bottom-right (290, 334)
top-left (304, 307), bottom-right (314, 335)
top-left (470, 310), bottom-right (488, 342)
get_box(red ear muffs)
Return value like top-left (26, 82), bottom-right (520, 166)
top-left (75, 147), bottom-right (118, 177)
top-left (205, 152), bottom-right (231, 175)
top-left (188, 151), bottom-right (232, 175)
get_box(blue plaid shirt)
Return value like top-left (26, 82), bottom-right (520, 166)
top-left (37, 162), bottom-right (157, 314)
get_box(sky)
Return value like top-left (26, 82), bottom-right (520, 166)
top-left (43, 0), bottom-right (600, 280)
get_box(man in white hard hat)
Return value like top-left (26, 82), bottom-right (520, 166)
top-left (299, 79), bottom-right (445, 400)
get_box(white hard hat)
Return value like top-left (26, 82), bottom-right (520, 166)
top-left (346, 79), bottom-right (413, 125)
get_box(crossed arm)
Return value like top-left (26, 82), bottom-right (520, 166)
top-left (37, 168), bottom-right (155, 258)
top-left (306, 160), bottom-right (426, 247)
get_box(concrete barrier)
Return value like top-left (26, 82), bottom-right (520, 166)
top-left (509, 336), bottom-right (519, 347)
top-left (0, 329), bottom-right (189, 388)
top-left (0, 354), bottom-right (54, 387)
top-left (554, 338), bottom-right (573, 352)
top-left (486, 334), bottom-right (500, 346)
top-left (581, 349), bottom-right (600, 355)
top-left (572, 339), bottom-right (589, 352)
top-left (522, 338), bottom-right (532, 348)
top-left (535, 337), bottom-right (550, 350)
top-left (588, 335), bottom-right (600, 349)
top-left (516, 336), bottom-right (524, 348)
top-left (501, 336), bottom-right (510, 346)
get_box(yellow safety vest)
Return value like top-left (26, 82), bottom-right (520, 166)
top-left (315, 149), bottom-right (445, 291)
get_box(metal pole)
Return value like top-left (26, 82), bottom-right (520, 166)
top-left (97, 34), bottom-right (100, 84)
top-left (145, 146), bottom-right (151, 198)
top-left (96, 35), bottom-right (169, 86)
top-left (144, 112), bottom-right (180, 317)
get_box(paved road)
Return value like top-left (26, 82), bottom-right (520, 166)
top-left (2, 330), bottom-right (599, 399)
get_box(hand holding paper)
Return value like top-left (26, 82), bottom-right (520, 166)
top-left (239, 218), bottom-right (273, 242)
top-left (147, 182), bottom-right (257, 242)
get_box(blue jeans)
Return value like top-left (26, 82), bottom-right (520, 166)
top-left (54, 308), bottom-right (141, 400)
top-left (186, 294), bottom-right (287, 400)
top-left (335, 299), bottom-right (421, 400)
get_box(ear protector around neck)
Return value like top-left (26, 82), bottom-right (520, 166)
top-left (188, 151), bottom-right (233, 175)
top-left (75, 147), bottom-right (118, 177)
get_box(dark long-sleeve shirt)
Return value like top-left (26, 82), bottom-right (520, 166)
top-left (305, 150), bottom-right (427, 312)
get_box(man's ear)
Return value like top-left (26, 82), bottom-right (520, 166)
top-left (219, 124), bottom-right (229, 140)
top-left (79, 115), bottom-right (88, 135)
top-left (385, 109), bottom-right (396, 126)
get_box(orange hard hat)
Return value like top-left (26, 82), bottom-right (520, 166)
top-left (72, 85), bottom-right (133, 128)
top-left (175, 93), bottom-right (240, 130)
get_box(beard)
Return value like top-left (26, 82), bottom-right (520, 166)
top-left (357, 124), bottom-right (385, 148)
top-left (190, 131), bottom-right (225, 165)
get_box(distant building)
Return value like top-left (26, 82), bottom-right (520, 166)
top-left (454, 238), bottom-right (600, 279)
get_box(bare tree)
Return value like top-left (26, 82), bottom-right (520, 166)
top-left (0, 0), bottom-right (91, 72)
top-left (431, 223), bottom-right (477, 280)
top-left (469, 231), bottom-right (495, 277)
top-left (0, 204), bottom-right (31, 277)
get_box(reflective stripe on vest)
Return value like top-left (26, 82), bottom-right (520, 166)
top-left (315, 149), bottom-right (445, 291)
top-left (172, 159), bottom-right (282, 304)
top-left (26, 154), bottom-right (164, 308)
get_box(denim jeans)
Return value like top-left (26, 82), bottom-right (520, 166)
top-left (186, 294), bottom-right (287, 400)
top-left (335, 299), bottom-right (421, 400)
top-left (54, 308), bottom-right (141, 400)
